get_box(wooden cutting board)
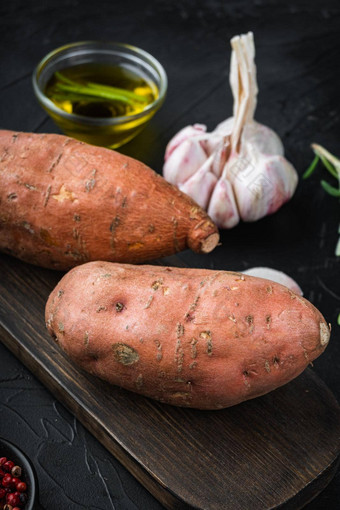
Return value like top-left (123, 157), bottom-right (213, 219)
top-left (1, 252), bottom-right (340, 510)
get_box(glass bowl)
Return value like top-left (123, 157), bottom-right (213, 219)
top-left (32, 41), bottom-right (167, 148)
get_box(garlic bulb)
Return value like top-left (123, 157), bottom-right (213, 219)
top-left (163, 32), bottom-right (298, 228)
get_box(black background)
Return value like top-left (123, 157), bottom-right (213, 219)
top-left (0, 1), bottom-right (339, 508)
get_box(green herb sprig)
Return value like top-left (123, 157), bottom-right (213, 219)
top-left (304, 145), bottom-right (340, 325)
top-left (303, 144), bottom-right (340, 196)
top-left (304, 144), bottom-right (340, 253)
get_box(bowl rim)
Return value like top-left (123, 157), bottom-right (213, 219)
top-left (0, 436), bottom-right (38, 510)
top-left (32, 40), bottom-right (168, 126)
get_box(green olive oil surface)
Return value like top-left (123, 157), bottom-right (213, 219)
top-left (45, 63), bottom-right (159, 118)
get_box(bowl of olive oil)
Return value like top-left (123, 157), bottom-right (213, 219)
top-left (32, 41), bottom-right (167, 148)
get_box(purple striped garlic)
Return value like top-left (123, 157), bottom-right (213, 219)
top-left (163, 32), bottom-right (298, 228)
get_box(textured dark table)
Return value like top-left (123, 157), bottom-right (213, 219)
top-left (0, 1), bottom-right (339, 508)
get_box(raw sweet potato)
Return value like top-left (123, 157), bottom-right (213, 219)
top-left (45, 261), bottom-right (330, 410)
top-left (0, 130), bottom-right (219, 270)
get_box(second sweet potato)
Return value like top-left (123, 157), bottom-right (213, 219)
top-left (45, 261), bottom-right (330, 410)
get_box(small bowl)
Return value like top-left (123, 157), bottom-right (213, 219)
top-left (0, 437), bottom-right (38, 509)
top-left (32, 41), bottom-right (167, 148)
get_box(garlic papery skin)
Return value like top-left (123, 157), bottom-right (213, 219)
top-left (226, 145), bottom-right (298, 223)
top-left (164, 124), bottom-right (207, 160)
top-left (179, 155), bottom-right (217, 209)
top-left (162, 32), bottom-right (299, 229)
top-left (163, 137), bottom-right (208, 185)
top-left (207, 176), bottom-right (240, 228)
top-left (241, 121), bottom-right (285, 156)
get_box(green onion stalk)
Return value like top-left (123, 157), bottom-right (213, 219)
top-left (52, 71), bottom-right (149, 106)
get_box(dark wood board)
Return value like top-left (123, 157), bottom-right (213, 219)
top-left (1, 252), bottom-right (340, 510)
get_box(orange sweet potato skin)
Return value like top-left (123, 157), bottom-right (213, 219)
top-left (0, 130), bottom-right (218, 270)
top-left (45, 261), bottom-right (330, 410)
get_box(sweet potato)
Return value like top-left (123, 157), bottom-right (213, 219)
top-left (45, 261), bottom-right (330, 410)
top-left (0, 130), bottom-right (219, 270)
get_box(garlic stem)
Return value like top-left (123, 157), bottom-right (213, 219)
top-left (229, 32), bottom-right (258, 153)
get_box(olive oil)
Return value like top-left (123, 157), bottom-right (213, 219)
top-left (45, 63), bottom-right (159, 119)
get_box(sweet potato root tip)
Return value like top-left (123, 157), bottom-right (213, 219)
top-left (187, 220), bottom-right (220, 253)
top-left (200, 232), bottom-right (220, 254)
top-left (320, 322), bottom-right (330, 346)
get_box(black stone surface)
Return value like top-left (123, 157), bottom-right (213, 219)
top-left (0, 1), bottom-right (339, 508)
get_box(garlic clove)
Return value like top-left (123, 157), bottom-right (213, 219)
top-left (210, 137), bottom-right (230, 178)
top-left (164, 124), bottom-right (207, 160)
top-left (204, 133), bottom-right (225, 157)
top-left (227, 151), bottom-right (298, 222)
top-left (242, 267), bottom-right (303, 295)
top-left (163, 137), bottom-right (208, 186)
top-left (273, 155), bottom-right (299, 199)
top-left (179, 156), bottom-right (217, 210)
top-left (207, 177), bottom-right (240, 228)
top-left (242, 121), bottom-right (284, 156)
top-left (212, 116), bottom-right (235, 136)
